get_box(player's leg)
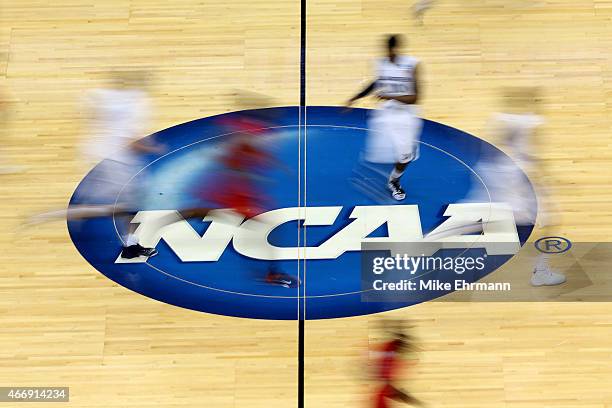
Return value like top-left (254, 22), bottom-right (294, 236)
top-left (226, 198), bottom-right (299, 288)
top-left (509, 157), bottom-right (566, 287)
top-left (529, 161), bottom-right (566, 286)
top-left (112, 162), bottom-right (159, 259)
top-left (118, 210), bottom-right (159, 259)
top-left (531, 252), bottom-right (565, 286)
top-left (387, 161), bottom-right (409, 201)
top-left (117, 207), bottom-right (219, 259)
top-left (27, 205), bottom-right (159, 259)
top-left (529, 198), bottom-right (566, 286)
top-left (387, 384), bottom-right (425, 406)
top-left (387, 113), bottom-right (421, 201)
top-left (27, 205), bottom-right (113, 225)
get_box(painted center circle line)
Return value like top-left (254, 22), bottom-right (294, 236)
top-left (110, 123), bottom-right (493, 300)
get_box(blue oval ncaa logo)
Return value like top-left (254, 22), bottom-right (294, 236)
top-left (68, 106), bottom-right (536, 319)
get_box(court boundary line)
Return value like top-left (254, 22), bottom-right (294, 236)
top-left (298, 0), bottom-right (306, 406)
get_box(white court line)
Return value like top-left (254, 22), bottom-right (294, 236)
top-left (105, 121), bottom-right (495, 300)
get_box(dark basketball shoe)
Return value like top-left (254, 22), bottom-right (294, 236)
top-left (120, 244), bottom-right (158, 259)
top-left (387, 179), bottom-right (406, 201)
top-left (265, 269), bottom-right (300, 288)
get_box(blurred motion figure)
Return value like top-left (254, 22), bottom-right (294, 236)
top-left (30, 70), bottom-right (162, 259)
top-left (369, 320), bottom-right (424, 408)
top-left (346, 34), bottom-right (422, 202)
top-left (494, 87), bottom-right (565, 286)
top-left (80, 70), bottom-right (163, 259)
top-left (144, 91), bottom-right (299, 287)
top-left (466, 87), bottom-right (566, 286)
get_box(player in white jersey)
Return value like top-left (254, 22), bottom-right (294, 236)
top-left (29, 71), bottom-right (162, 259)
top-left (461, 87), bottom-right (565, 286)
top-left (346, 34), bottom-right (422, 201)
top-left (82, 72), bottom-right (164, 259)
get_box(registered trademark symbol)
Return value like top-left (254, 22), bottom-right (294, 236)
top-left (534, 236), bottom-right (572, 254)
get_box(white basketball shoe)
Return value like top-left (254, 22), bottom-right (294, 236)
top-left (531, 268), bottom-right (566, 287)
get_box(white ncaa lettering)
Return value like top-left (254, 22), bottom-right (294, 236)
top-left (115, 203), bottom-right (520, 263)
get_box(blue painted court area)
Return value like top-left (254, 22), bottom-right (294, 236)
top-left (68, 106), bottom-right (535, 319)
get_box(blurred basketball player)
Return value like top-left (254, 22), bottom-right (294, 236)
top-left (491, 87), bottom-right (565, 286)
top-left (181, 111), bottom-right (276, 220)
top-left (456, 87), bottom-right (565, 286)
top-left (369, 321), bottom-right (424, 408)
top-left (346, 34), bottom-right (422, 201)
top-left (29, 70), bottom-right (162, 259)
top-left (149, 97), bottom-right (299, 288)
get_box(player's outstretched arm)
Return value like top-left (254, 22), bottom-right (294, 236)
top-left (346, 80), bottom-right (377, 107)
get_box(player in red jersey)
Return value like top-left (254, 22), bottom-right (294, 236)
top-left (156, 108), bottom-right (299, 287)
top-left (206, 112), bottom-right (276, 219)
top-left (370, 326), bottom-right (425, 408)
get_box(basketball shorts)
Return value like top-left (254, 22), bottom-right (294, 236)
top-left (365, 107), bottom-right (422, 164)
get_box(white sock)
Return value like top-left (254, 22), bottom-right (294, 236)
top-left (388, 168), bottom-right (405, 182)
top-left (126, 233), bottom-right (139, 247)
top-left (535, 253), bottom-right (549, 272)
